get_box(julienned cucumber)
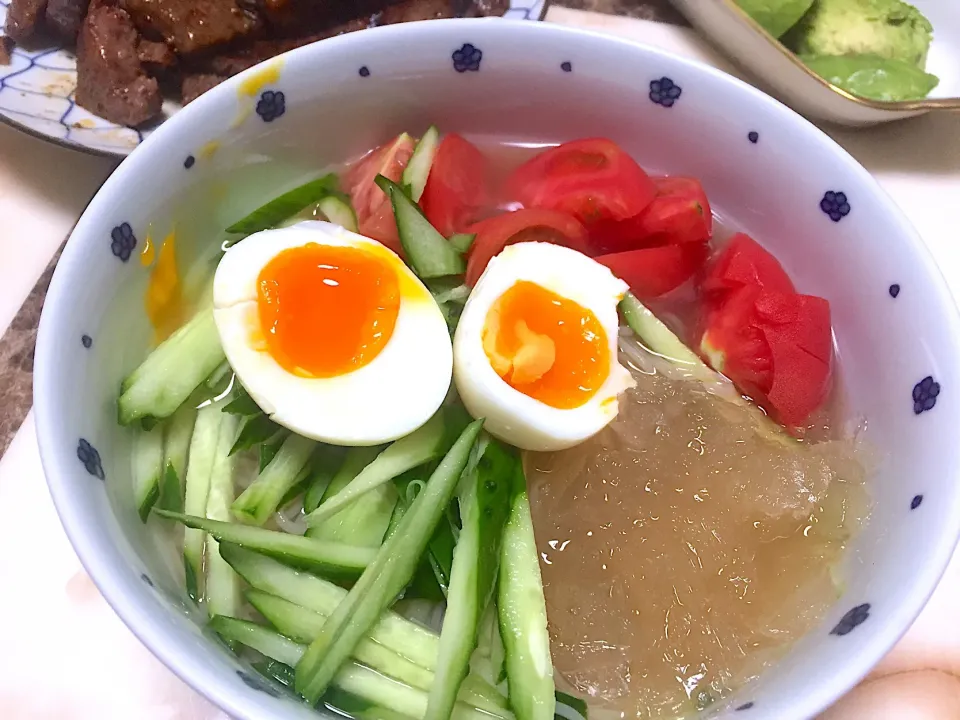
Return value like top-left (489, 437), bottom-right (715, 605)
top-left (226, 173), bottom-right (340, 235)
top-left (132, 423), bottom-right (165, 522)
top-left (448, 233), bottom-right (475, 254)
top-left (426, 438), bottom-right (514, 720)
top-left (156, 510), bottom-right (376, 577)
top-left (317, 196), bottom-right (358, 233)
top-left (499, 464), bottom-right (555, 720)
top-left (204, 412), bottom-right (240, 620)
top-left (219, 544), bottom-right (441, 670)
top-left (295, 419), bottom-right (485, 704)
top-left (306, 445), bottom-right (380, 535)
top-left (158, 403), bottom-right (197, 512)
top-left (403, 125), bottom-right (441, 202)
top-left (375, 175), bottom-right (465, 279)
top-left (181, 401), bottom-right (227, 602)
top-left (307, 446), bottom-right (398, 548)
top-left (246, 589), bottom-right (508, 714)
top-left (209, 616), bottom-right (305, 667)
top-left (232, 433), bottom-right (317, 525)
top-left (118, 309), bottom-right (226, 426)
top-left (305, 410), bottom-right (464, 526)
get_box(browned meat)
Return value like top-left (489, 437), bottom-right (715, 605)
top-left (181, 72), bottom-right (227, 104)
top-left (4, 0), bottom-right (49, 42)
top-left (120, 0), bottom-right (262, 55)
top-left (137, 37), bottom-right (176, 74)
top-left (75, 2), bottom-right (162, 126)
top-left (199, 0), bottom-right (508, 78)
top-left (45, 0), bottom-right (92, 39)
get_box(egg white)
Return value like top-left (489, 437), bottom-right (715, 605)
top-left (453, 241), bottom-right (636, 452)
top-left (213, 221), bottom-right (452, 446)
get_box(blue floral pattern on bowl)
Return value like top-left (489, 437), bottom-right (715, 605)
top-left (256, 91), bottom-right (286, 122)
top-left (452, 43), bottom-right (483, 73)
top-left (820, 191), bottom-right (851, 222)
top-left (110, 223), bottom-right (137, 262)
top-left (830, 603), bottom-right (871, 636)
top-left (0, 0), bottom-right (545, 156)
top-left (77, 439), bottom-right (104, 480)
top-left (649, 77), bottom-right (682, 107)
top-left (913, 376), bottom-right (940, 414)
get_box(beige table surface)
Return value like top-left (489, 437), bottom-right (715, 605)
top-left (1, 6), bottom-right (959, 719)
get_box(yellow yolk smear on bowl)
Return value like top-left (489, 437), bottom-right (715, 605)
top-left (481, 280), bottom-right (609, 409)
top-left (145, 231), bottom-right (185, 343)
top-left (256, 242), bottom-right (400, 378)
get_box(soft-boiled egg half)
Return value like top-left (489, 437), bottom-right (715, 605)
top-left (454, 242), bottom-right (635, 452)
top-left (213, 221), bottom-right (452, 445)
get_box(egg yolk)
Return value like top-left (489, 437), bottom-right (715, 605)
top-left (482, 280), bottom-right (609, 409)
top-left (257, 243), bottom-right (400, 378)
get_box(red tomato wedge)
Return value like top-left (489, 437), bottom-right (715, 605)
top-left (503, 139), bottom-right (657, 231)
top-left (587, 176), bottom-right (712, 254)
top-left (465, 209), bottom-right (589, 286)
top-left (344, 134), bottom-right (416, 254)
top-left (699, 285), bottom-right (832, 427)
top-left (597, 243), bottom-right (709, 299)
top-left (420, 134), bottom-right (489, 237)
top-left (701, 233), bottom-right (795, 301)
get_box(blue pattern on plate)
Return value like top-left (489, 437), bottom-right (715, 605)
top-left (81, 334), bottom-right (92, 348)
top-left (830, 603), bottom-right (871, 636)
top-left (110, 223), bottom-right (137, 261)
top-left (913, 376), bottom-right (940, 414)
top-left (0, 0), bottom-right (544, 156)
top-left (820, 191), bottom-right (851, 222)
top-left (748, 130), bottom-right (759, 143)
top-left (736, 702), bottom-right (755, 711)
top-left (561, 61), bottom-right (572, 72)
top-left (236, 670), bottom-right (282, 698)
top-left (256, 90), bottom-right (285, 122)
top-left (452, 43), bottom-right (482, 73)
top-left (77, 439), bottom-right (105, 480)
top-left (359, 66), bottom-right (371, 77)
top-left (649, 77), bottom-right (681, 107)
top-left (911, 494), bottom-right (923, 510)
top-left (889, 283), bottom-right (901, 298)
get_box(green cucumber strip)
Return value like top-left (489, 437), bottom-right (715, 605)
top-left (157, 462), bottom-right (183, 513)
top-left (181, 402), bottom-right (226, 601)
top-left (295, 420), bottom-right (485, 703)
top-left (205, 413), bottom-right (241, 620)
top-left (210, 616), bottom-right (304, 666)
top-left (230, 413), bottom-right (282, 456)
top-left (383, 496), bottom-right (407, 542)
top-left (375, 175), bottom-right (465, 279)
top-left (306, 445), bottom-right (380, 528)
top-left (470, 602), bottom-right (506, 688)
top-left (216, 618), bottom-right (499, 720)
top-left (226, 174), bottom-right (340, 235)
top-left (308, 446), bottom-right (398, 547)
top-left (396, 471), bottom-right (455, 597)
top-left (324, 687), bottom-right (417, 720)
top-left (619, 293), bottom-right (793, 444)
top-left (158, 403), bottom-right (196, 512)
top-left (403, 125), bottom-right (441, 202)
top-left (219, 543), bottom-right (440, 669)
top-left (278, 462), bottom-right (313, 510)
top-left (448, 233), bottom-right (475, 254)
top-left (305, 409), bottom-right (464, 526)
top-left (499, 464), bottom-right (555, 720)
top-left (232, 433), bottom-right (316, 525)
top-left (426, 438), bottom-right (514, 720)
top-left (303, 445), bottom-right (353, 515)
top-left (318, 196), bottom-right (358, 232)
top-left (430, 283), bottom-right (471, 307)
top-left (156, 511), bottom-right (375, 576)
top-left (259, 432), bottom-right (288, 473)
top-left (247, 589), bottom-right (507, 714)
top-left (223, 389), bottom-right (262, 417)
top-left (118, 309), bottom-right (226, 425)
top-left (132, 422), bottom-right (165, 522)
top-left (254, 658), bottom-right (297, 688)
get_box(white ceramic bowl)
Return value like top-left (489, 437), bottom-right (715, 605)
top-left (34, 18), bottom-right (960, 720)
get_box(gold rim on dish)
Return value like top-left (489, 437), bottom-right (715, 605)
top-left (718, 0), bottom-right (960, 112)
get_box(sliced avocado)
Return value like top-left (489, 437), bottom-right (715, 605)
top-left (735, 0), bottom-right (816, 38)
top-left (784, 0), bottom-right (934, 68)
top-left (801, 53), bottom-right (939, 101)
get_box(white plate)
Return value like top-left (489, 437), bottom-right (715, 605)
top-left (0, 0), bottom-right (547, 156)
top-left (670, 0), bottom-right (960, 126)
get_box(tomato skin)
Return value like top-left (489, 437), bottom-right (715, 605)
top-left (420, 134), bottom-right (489, 237)
top-left (597, 242), bottom-right (709, 299)
top-left (587, 176), bottom-right (712, 254)
top-left (344, 134), bottom-right (416, 254)
top-left (504, 138), bottom-right (657, 231)
top-left (701, 233), bottom-right (795, 301)
top-left (465, 209), bottom-right (590, 287)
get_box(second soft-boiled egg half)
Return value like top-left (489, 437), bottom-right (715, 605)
top-left (213, 221), bottom-right (452, 445)
top-left (454, 242), bottom-right (636, 452)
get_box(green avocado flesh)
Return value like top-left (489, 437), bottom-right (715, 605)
top-left (801, 52), bottom-right (939, 101)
